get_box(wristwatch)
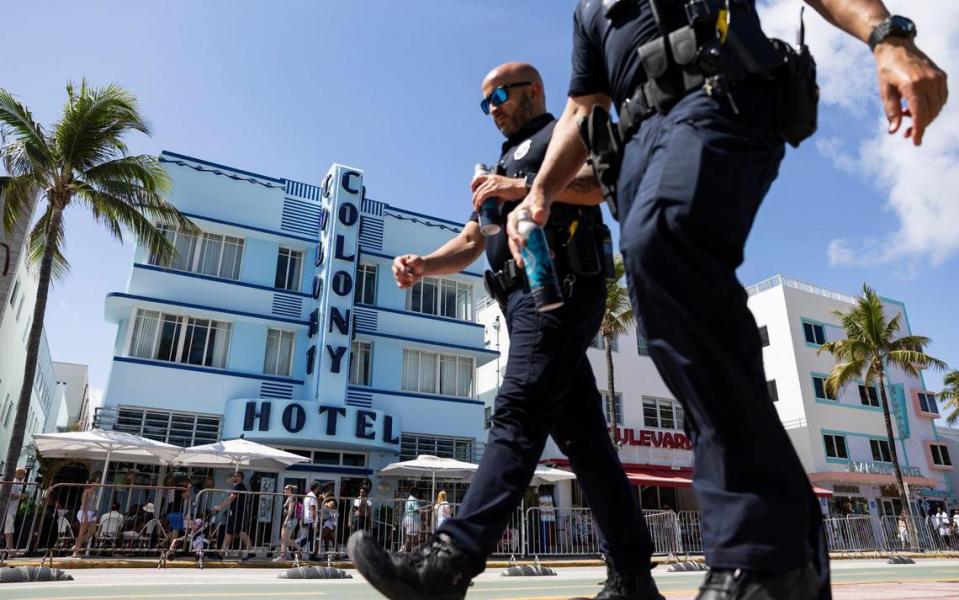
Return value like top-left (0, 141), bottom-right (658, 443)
top-left (868, 15), bottom-right (917, 52)
top-left (523, 172), bottom-right (537, 191)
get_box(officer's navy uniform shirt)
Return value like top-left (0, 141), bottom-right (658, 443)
top-left (470, 113), bottom-right (557, 272)
top-left (570, 0), bottom-right (688, 107)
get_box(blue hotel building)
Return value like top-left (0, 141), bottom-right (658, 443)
top-left (97, 151), bottom-right (494, 498)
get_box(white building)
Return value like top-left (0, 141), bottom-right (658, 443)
top-left (53, 362), bottom-right (92, 430)
top-left (477, 274), bottom-right (954, 516)
top-left (97, 151), bottom-right (491, 500)
top-left (0, 251), bottom-right (69, 474)
top-left (748, 275), bottom-right (952, 517)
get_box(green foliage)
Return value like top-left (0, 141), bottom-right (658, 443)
top-left (818, 284), bottom-right (946, 397)
top-left (941, 370), bottom-right (959, 425)
top-left (601, 256), bottom-right (633, 341)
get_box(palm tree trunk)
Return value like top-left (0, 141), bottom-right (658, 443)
top-left (876, 368), bottom-right (917, 545)
top-left (605, 335), bottom-right (618, 443)
top-left (2, 206), bottom-right (61, 482)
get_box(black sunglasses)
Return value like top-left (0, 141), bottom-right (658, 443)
top-left (480, 82), bottom-right (532, 115)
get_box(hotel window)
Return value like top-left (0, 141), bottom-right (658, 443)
top-left (858, 384), bottom-right (880, 407)
top-left (870, 439), bottom-right (893, 463)
top-left (150, 225), bottom-right (245, 280)
top-left (602, 392), bottom-right (624, 425)
top-left (349, 341), bottom-right (373, 386)
top-left (590, 335), bottom-right (619, 352)
top-left (275, 247), bottom-right (303, 291)
top-left (636, 330), bottom-right (649, 356)
top-left (758, 325), bottom-right (770, 347)
top-left (8, 278), bottom-right (20, 307)
top-left (642, 396), bottom-right (684, 431)
top-left (402, 349), bottom-right (474, 398)
top-left (931, 444), bottom-right (952, 467)
top-left (355, 264), bottom-right (377, 305)
top-left (15, 295), bottom-right (25, 321)
top-left (400, 433), bottom-right (474, 462)
top-left (408, 277), bottom-right (472, 320)
top-left (129, 308), bottom-right (232, 369)
top-left (918, 392), bottom-right (939, 414)
top-left (802, 321), bottom-right (826, 345)
top-left (767, 380), bottom-right (778, 402)
top-left (263, 329), bottom-right (295, 376)
top-left (113, 406), bottom-right (221, 447)
top-left (823, 434), bottom-right (848, 459)
top-left (812, 376), bottom-right (836, 401)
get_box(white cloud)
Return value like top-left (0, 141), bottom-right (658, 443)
top-left (759, 0), bottom-right (959, 269)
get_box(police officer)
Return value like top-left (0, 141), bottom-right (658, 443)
top-left (506, 2), bottom-right (947, 599)
top-left (348, 62), bottom-right (663, 600)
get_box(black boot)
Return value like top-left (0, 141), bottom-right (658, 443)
top-left (347, 530), bottom-right (471, 600)
top-left (696, 563), bottom-right (820, 600)
top-left (575, 561), bottom-right (665, 600)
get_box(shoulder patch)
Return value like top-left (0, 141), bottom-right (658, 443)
top-left (513, 139), bottom-right (533, 161)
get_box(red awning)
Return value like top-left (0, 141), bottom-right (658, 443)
top-left (625, 467), bottom-right (834, 497)
top-left (626, 468), bottom-right (693, 489)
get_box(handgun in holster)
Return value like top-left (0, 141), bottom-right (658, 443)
top-left (578, 105), bottom-right (622, 221)
top-left (483, 260), bottom-right (523, 312)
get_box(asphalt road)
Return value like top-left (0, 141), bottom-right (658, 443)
top-left (1, 560), bottom-right (958, 599)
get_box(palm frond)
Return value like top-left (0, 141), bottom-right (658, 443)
top-left (82, 154), bottom-right (170, 194)
top-left (0, 89), bottom-right (51, 167)
top-left (887, 350), bottom-right (947, 373)
top-left (53, 81), bottom-right (150, 172)
top-left (939, 370), bottom-right (959, 424)
top-left (601, 256), bottom-right (635, 338)
top-left (1, 172), bottom-right (44, 234)
top-left (825, 359), bottom-right (866, 397)
top-left (73, 184), bottom-right (179, 262)
top-left (27, 207), bottom-right (69, 280)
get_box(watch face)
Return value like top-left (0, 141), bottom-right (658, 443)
top-left (891, 15), bottom-right (916, 35)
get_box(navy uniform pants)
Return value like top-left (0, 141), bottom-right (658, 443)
top-left (617, 79), bottom-right (830, 596)
top-left (439, 276), bottom-right (653, 576)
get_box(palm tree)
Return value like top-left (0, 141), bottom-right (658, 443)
top-left (0, 81), bottom-right (193, 483)
top-left (940, 370), bottom-right (959, 425)
top-left (819, 284), bottom-right (946, 520)
top-left (599, 256), bottom-right (633, 442)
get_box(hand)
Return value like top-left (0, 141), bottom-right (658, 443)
top-left (391, 254), bottom-right (426, 288)
top-left (471, 174), bottom-right (527, 211)
top-left (506, 190), bottom-right (551, 267)
top-left (873, 38), bottom-right (948, 145)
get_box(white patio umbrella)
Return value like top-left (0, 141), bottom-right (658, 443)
top-left (530, 465), bottom-right (577, 486)
top-left (175, 438), bottom-right (310, 472)
top-left (379, 454), bottom-right (478, 502)
top-left (32, 429), bottom-right (183, 485)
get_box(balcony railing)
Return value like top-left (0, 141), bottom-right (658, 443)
top-left (746, 275), bottom-right (858, 305)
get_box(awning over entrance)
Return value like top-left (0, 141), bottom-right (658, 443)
top-left (810, 471), bottom-right (940, 489)
top-left (625, 466), bottom-right (834, 497)
top-left (626, 467), bottom-right (693, 489)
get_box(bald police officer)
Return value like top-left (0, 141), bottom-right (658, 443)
top-left (348, 62), bottom-right (664, 600)
top-left (506, 1), bottom-right (947, 599)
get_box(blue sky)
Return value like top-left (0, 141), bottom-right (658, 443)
top-left (2, 0), bottom-right (956, 402)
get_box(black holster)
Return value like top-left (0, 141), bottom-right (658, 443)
top-left (769, 38), bottom-right (819, 147)
top-left (578, 105), bottom-right (622, 221)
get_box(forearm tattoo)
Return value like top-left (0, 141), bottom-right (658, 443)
top-left (566, 173), bottom-right (599, 193)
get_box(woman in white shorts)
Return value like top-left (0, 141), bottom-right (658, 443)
top-left (71, 473), bottom-right (100, 557)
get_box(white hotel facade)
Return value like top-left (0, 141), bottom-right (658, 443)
top-left (98, 151), bottom-right (491, 499)
top-left (477, 275), bottom-right (953, 516)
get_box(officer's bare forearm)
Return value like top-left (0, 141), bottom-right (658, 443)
top-left (553, 164), bottom-right (602, 206)
top-left (803, 0), bottom-right (889, 43)
top-left (532, 93), bottom-right (611, 205)
top-left (422, 221), bottom-right (485, 276)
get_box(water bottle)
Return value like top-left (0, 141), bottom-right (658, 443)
top-left (516, 209), bottom-right (564, 312)
top-left (473, 163), bottom-right (501, 236)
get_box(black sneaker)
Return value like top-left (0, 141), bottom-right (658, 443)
top-left (241, 552), bottom-right (256, 561)
top-left (348, 530), bottom-right (471, 600)
top-left (574, 561), bottom-right (665, 600)
top-left (696, 563), bottom-right (820, 600)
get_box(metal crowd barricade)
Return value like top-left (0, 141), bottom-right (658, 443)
top-left (881, 514), bottom-right (959, 553)
top-left (25, 482), bottom-right (195, 559)
top-left (0, 480), bottom-right (43, 560)
top-left (643, 510), bottom-right (682, 558)
top-left (677, 510), bottom-right (703, 556)
top-left (524, 506), bottom-right (602, 557)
